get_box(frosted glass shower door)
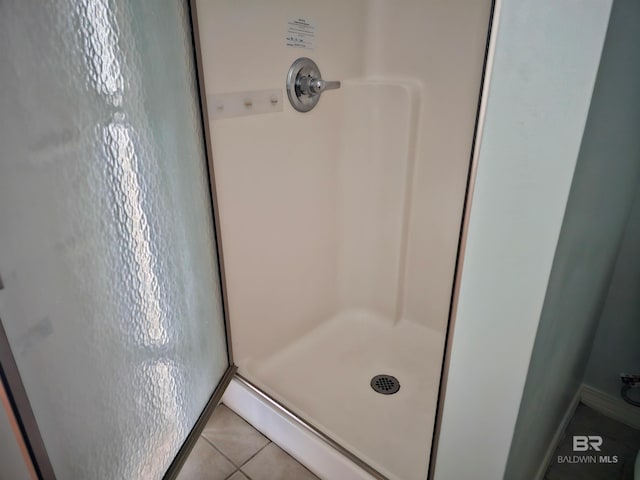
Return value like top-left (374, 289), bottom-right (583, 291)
top-left (0, 1), bottom-right (229, 479)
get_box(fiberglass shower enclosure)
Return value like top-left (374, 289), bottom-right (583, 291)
top-left (0, 1), bottom-right (493, 479)
top-left (197, 1), bottom-right (492, 479)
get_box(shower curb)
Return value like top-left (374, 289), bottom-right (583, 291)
top-left (221, 376), bottom-right (382, 480)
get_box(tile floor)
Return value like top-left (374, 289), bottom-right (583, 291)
top-left (177, 403), bottom-right (319, 480)
top-left (545, 403), bottom-right (640, 480)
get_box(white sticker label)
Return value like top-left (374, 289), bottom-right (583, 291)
top-left (286, 17), bottom-right (315, 50)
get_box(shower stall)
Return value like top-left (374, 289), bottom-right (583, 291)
top-left (0, 1), bottom-right (492, 479)
top-left (197, 1), bottom-right (492, 479)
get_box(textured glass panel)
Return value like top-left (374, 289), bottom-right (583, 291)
top-left (0, 1), bottom-right (228, 479)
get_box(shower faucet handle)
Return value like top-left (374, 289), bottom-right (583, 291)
top-left (308, 78), bottom-right (341, 95)
top-left (299, 77), bottom-right (341, 97)
top-left (286, 58), bottom-right (341, 113)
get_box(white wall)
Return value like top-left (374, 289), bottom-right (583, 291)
top-left (433, 1), bottom-right (613, 479)
top-left (505, 1), bottom-right (640, 477)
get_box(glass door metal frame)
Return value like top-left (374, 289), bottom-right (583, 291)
top-left (132, 0), bottom-right (240, 476)
top-left (427, 1), bottom-right (497, 479)
top-left (0, 316), bottom-right (56, 479)
top-left (0, 1), bottom-right (237, 478)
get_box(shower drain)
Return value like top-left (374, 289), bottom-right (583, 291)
top-left (370, 374), bottom-right (400, 395)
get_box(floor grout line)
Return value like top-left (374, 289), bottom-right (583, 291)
top-left (221, 403), bottom-right (271, 443)
top-left (239, 440), bottom-right (320, 479)
top-left (190, 405), bottom-right (319, 479)
top-left (241, 470), bottom-right (253, 480)
top-left (199, 434), bottom-right (241, 469)
top-left (223, 468), bottom-right (239, 480)
top-left (239, 441), bottom-right (272, 470)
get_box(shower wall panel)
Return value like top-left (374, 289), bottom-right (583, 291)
top-left (364, 0), bottom-right (493, 332)
top-left (196, 0), bottom-right (368, 364)
top-left (197, 0), bottom-right (492, 366)
top-left (336, 81), bottom-right (419, 321)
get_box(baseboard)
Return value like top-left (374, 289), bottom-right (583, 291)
top-left (533, 384), bottom-right (640, 479)
top-left (221, 376), bottom-right (378, 480)
top-left (580, 383), bottom-right (640, 430)
top-left (533, 387), bottom-right (582, 480)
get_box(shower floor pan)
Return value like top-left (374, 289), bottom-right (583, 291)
top-left (245, 309), bottom-right (444, 480)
